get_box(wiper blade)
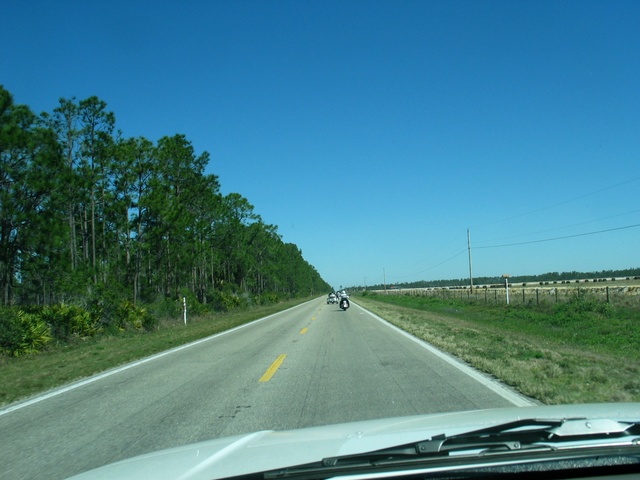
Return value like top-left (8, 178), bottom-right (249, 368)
top-left (317, 419), bottom-right (563, 468)
top-left (264, 417), bottom-right (640, 479)
top-left (328, 417), bottom-right (640, 459)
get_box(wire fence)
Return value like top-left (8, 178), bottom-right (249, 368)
top-left (375, 281), bottom-right (640, 308)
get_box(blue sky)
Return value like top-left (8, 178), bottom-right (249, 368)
top-left (2, 0), bottom-right (639, 289)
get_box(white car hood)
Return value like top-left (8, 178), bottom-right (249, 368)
top-left (68, 403), bottom-right (640, 480)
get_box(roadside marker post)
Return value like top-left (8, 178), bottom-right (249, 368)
top-left (183, 296), bottom-right (187, 325)
top-left (502, 274), bottom-right (511, 305)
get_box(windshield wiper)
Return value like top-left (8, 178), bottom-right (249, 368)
top-left (264, 417), bottom-right (640, 479)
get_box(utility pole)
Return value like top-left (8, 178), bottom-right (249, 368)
top-left (467, 228), bottom-right (474, 293)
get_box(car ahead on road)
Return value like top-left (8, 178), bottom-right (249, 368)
top-left (67, 403), bottom-right (640, 480)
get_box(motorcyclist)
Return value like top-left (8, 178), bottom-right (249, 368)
top-left (339, 290), bottom-right (350, 310)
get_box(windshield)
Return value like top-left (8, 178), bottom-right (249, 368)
top-left (1, 1), bottom-right (639, 480)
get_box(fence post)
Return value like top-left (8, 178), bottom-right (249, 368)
top-left (606, 286), bottom-right (610, 303)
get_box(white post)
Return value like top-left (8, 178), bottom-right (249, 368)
top-left (183, 296), bottom-right (187, 325)
top-left (505, 277), bottom-right (510, 305)
top-left (502, 274), bottom-right (511, 305)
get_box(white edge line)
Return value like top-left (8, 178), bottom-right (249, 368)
top-left (353, 302), bottom-right (538, 407)
top-left (0, 300), bottom-right (314, 417)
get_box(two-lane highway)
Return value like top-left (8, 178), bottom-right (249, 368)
top-left (1, 298), bottom-right (534, 479)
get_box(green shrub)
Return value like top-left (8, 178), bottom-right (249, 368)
top-left (18, 311), bottom-right (53, 355)
top-left (139, 306), bottom-right (158, 331)
top-left (114, 301), bottom-right (158, 331)
top-left (84, 282), bottom-right (130, 330)
top-left (210, 291), bottom-right (241, 312)
top-left (147, 295), bottom-right (182, 320)
top-left (0, 309), bottom-right (52, 356)
top-left (0, 308), bottom-right (24, 355)
top-left (179, 290), bottom-right (209, 316)
top-left (114, 301), bottom-right (137, 330)
top-left (39, 304), bottom-right (99, 338)
top-left (255, 292), bottom-right (280, 305)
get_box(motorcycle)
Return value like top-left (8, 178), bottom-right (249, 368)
top-left (339, 296), bottom-right (350, 310)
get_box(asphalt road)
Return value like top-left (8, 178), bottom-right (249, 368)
top-left (1, 298), bottom-right (534, 479)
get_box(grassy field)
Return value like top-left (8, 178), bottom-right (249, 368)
top-left (0, 298), bottom-right (311, 408)
top-left (355, 292), bottom-right (640, 405)
top-left (380, 279), bottom-right (640, 309)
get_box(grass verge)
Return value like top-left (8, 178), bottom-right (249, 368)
top-left (355, 293), bottom-right (640, 405)
top-left (0, 298), bottom-right (311, 408)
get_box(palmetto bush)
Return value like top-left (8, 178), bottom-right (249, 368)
top-left (39, 304), bottom-right (100, 339)
top-left (0, 309), bottom-right (53, 356)
top-left (114, 301), bottom-right (157, 331)
top-left (210, 291), bottom-right (241, 312)
top-left (255, 292), bottom-right (280, 305)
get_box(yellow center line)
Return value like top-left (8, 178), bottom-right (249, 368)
top-left (311, 316), bottom-right (316, 321)
top-left (300, 327), bottom-right (308, 334)
top-left (259, 354), bottom-right (287, 382)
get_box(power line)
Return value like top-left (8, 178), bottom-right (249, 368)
top-left (470, 176), bottom-right (640, 230)
top-left (475, 223), bottom-right (640, 249)
top-left (393, 248), bottom-right (467, 278)
top-left (474, 208), bottom-right (640, 245)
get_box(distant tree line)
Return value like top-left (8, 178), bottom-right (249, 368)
top-left (0, 85), bottom-right (330, 309)
top-left (358, 268), bottom-right (640, 291)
